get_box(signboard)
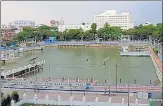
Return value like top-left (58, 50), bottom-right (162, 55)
top-left (143, 92), bottom-right (148, 99)
top-left (148, 93), bottom-right (152, 98)
top-left (137, 92), bottom-right (148, 99)
top-left (129, 93), bottom-right (134, 96)
top-left (137, 92), bottom-right (143, 98)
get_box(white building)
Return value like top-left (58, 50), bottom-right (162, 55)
top-left (142, 22), bottom-right (151, 26)
top-left (58, 23), bottom-right (91, 32)
top-left (11, 20), bottom-right (35, 28)
top-left (94, 10), bottom-right (134, 30)
top-left (34, 24), bottom-right (45, 28)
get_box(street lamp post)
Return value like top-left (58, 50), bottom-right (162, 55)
top-left (113, 61), bottom-right (118, 91)
top-left (102, 57), bottom-right (110, 96)
top-left (84, 88), bottom-right (85, 96)
top-left (104, 78), bottom-right (107, 95)
top-left (70, 83), bottom-right (72, 96)
top-left (128, 80), bottom-right (130, 106)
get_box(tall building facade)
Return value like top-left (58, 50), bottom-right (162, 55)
top-left (11, 20), bottom-right (35, 28)
top-left (94, 10), bottom-right (134, 30)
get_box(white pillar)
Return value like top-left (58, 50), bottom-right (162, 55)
top-left (95, 97), bottom-right (99, 106)
top-left (70, 96), bottom-right (73, 106)
top-left (68, 78), bottom-right (70, 83)
top-left (121, 97), bottom-right (125, 106)
top-left (33, 94), bottom-right (38, 104)
top-left (87, 78), bottom-right (89, 82)
top-left (11, 99), bottom-right (15, 106)
top-left (135, 98), bottom-right (138, 106)
top-left (154, 40), bottom-right (156, 47)
top-left (58, 95), bottom-right (61, 105)
top-left (108, 97), bottom-right (111, 106)
top-left (23, 93), bottom-right (26, 100)
top-left (45, 94), bottom-right (49, 105)
top-left (78, 78), bottom-right (80, 82)
top-left (82, 96), bottom-right (86, 106)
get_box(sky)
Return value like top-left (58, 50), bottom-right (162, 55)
top-left (1, 1), bottom-right (162, 26)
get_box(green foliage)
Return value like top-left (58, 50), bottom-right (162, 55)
top-left (14, 25), bottom-right (57, 42)
top-left (153, 48), bottom-right (158, 54)
top-left (13, 23), bottom-right (162, 42)
top-left (1, 93), bottom-right (11, 106)
top-left (90, 23), bottom-right (97, 34)
top-left (11, 91), bottom-right (19, 102)
top-left (122, 23), bottom-right (163, 41)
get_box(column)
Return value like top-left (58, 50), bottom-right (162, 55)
top-left (45, 94), bottom-right (49, 105)
top-left (135, 98), bottom-right (138, 106)
top-left (68, 78), bottom-right (70, 83)
top-left (95, 97), bottom-right (99, 106)
top-left (108, 97), bottom-right (111, 106)
top-left (82, 96), bottom-right (86, 106)
top-left (78, 78), bottom-right (80, 82)
top-left (57, 95), bottom-right (61, 105)
top-left (121, 97), bottom-right (125, 106)
top-left (70, 96), bottom-right (73, 106)
top-left (11, 99), bottom-right (15, 106)
top-left (33, 94), bottom-right (38, 104)
top-left (23, 93), bottom-right (26, 100)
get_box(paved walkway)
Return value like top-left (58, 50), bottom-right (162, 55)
top-left (149, 47), bottom-right (162, 72)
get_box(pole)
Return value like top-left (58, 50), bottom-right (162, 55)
top-left (70, 84), bottom-right (72, 96)
top-left (115, 64), bottom-right (117, 91)
top-left (84, 89), bottom-right (85, 96)
top-left (128, 80), bottom-right (130, 106)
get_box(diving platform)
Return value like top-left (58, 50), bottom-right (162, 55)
top-left (120, 45), bottom-right (150, 57)
top-left (120, 52), bottom-right (150, 56)
top-left (1, 60), bottom-right (45, 79)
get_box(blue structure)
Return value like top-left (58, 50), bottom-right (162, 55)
top-left (45, 37), bottom-right (56, 43)
top-left (148, 93), bottom-right (152, 98)
top-left (84, 83), bottom-right (89, 89)
top-left (11, 42), bottom-right (17, 47)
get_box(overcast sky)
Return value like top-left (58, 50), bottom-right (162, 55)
top-left (1, 1), bottom-right (162, 26)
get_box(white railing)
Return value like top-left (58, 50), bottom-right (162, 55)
top-left (149, 52), bottom-right (162, 85)
top-left (13, 98), bottom-right (149, 106)
top-left (120, 52), bottom-right (150, 56)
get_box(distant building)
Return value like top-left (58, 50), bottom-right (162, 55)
top-left (94, 10), bottom-right (134, 30)
top-left (142, 22), bottom-right (151, 26)
top-left (1, 24), bottom-right (16, 41)
top-left (11, 20), bottom-right (35, 28)
top-left (35, 24), bottom-right (45, 28)
top-left (50, 20), bottom-right (64, 27)
top-left (58, 23), bottom-right (91, 32)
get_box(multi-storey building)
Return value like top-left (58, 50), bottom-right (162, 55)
top-left (94, 10), bottom-right (134, 30)
top-left (10, 20), bottom-right (35, 28)
top-left (1, 24), bottom-right (16, 41)
top-left (58, 23), bottom-right (91, 32)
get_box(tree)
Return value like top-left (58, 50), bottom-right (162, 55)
top-left (90, 23), bottom-right (97, 40)
top-left (83, 30), bottom-right (91, 41)
top-left (1, 97), bottom-right (7, 106)
top-left (11, 91), bottom-right (19, 102)
top-left (62, 29), bottom-right (68, 41)
top-left (38, 25), bottom-right (50, 31)
top-left (6, 94), bottom-right (11, 106)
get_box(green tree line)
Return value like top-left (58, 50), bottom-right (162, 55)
top-left (13, 23), bottom-right (162, 42)
top-left (122, 23), bottom-right (162, 42)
